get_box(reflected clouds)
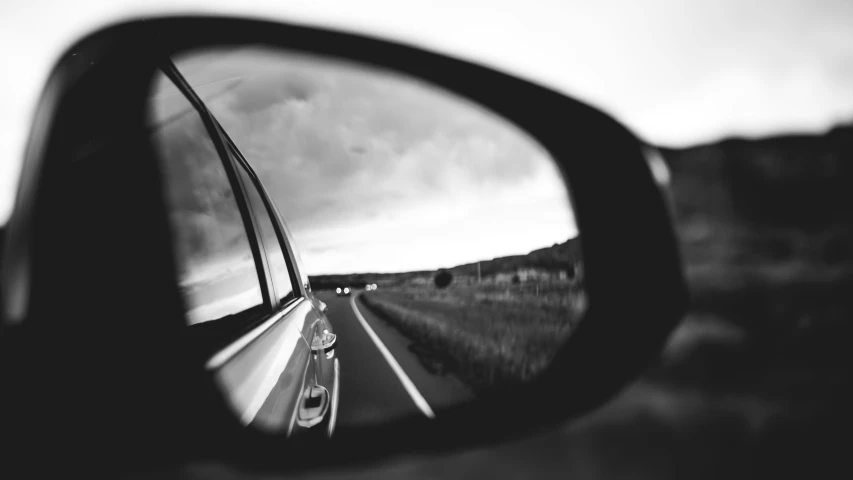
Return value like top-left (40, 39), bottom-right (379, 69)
top-left (173, 46), bottom-right (576, 274)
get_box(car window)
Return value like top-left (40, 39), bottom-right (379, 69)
top-left (272, 204), bottom-right (311, 293)
top-left (232, 154), bottom-right (297, 306)
top-left (285, 220), bottom-right (312, 293)
top-left (148, 70), bottom-right (265, 331)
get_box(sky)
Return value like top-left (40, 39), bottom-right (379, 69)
top-left (2, 0), bottom-right (852, 227)
top-left (166, 46), bottom-right (574, 274)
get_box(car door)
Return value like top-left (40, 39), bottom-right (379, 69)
top-left (148, 64), bottom-right (330, 437)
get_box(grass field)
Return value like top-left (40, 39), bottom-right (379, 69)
top-left (359, 281), bottom-right (587, 393)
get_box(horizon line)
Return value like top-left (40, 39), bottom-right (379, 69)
top-left (306, 234), bottom-right (580, 278)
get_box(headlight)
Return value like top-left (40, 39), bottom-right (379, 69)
top-left (336, 288), bottom-right (341, 294)
top-left (344, 288), bottom-right (350, 293)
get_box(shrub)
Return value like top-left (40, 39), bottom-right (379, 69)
top-left (434, 269), bottom-right (453, 289)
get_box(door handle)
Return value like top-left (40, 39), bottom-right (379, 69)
top-left (296, 385), bottom-right (330, 428)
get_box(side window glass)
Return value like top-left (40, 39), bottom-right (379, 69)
top-left (149, 71), bottom-right (265, 329)
top-left (270, 203), bottom-right (311, 292)
top-left (234, 158), bottom-right (296, 306)
top-left (290, 235), bottom-right (312, 292)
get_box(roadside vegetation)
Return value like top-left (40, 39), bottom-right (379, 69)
top-left (360, 281), bottom-right (587, 393)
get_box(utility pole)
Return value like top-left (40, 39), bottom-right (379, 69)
top-left (477, 261), bottom-right (481, 284)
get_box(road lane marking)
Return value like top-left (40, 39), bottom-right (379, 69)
top-left (349, 293), bottom-right (436, 419)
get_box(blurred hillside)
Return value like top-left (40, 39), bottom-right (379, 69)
top-left (662, 122), bottom-right (853, 269)
top-left (639, 122), bottom-right (853, 477)
top-left (657, 122), bottom-right (853, 347)
top-left (449, 238), bottom-right (582, 277)
top-left (649, 121), bottom-right (853, 379)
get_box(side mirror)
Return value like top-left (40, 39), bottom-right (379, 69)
top-left (318, 300), bottom-right (328, 314)
top-left (311, 329), bottom-right (336, 352)
top-left (0, 15), bottom-right (688, 477)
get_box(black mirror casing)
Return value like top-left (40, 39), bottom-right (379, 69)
top-left (0, 15), bottom-right (688, 477)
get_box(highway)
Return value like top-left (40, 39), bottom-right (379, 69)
top-left (314, 290), bottom-right (475, 428)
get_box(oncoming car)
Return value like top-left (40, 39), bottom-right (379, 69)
top-left (336, 286), bottom-right (351, 296)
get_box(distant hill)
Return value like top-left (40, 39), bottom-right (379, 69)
top-left (658, 121), bottom-right (853, 268)
top-left (309, 237), bottom-right (582, 290)
top-left (659, 122), bottom-right (853, 231)
top-left (447, 237), bottom-right (582, 278)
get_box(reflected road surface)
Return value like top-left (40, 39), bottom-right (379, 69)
top-left (315, 290), bottom-right (475, 427)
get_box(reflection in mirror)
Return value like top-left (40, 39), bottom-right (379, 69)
top-left (149, 45), bottom-right (587, 435)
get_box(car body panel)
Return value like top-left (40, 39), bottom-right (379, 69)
top-left (213, 298), bottom-right (312, 433)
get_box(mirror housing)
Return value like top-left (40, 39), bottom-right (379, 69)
top-left (0, 15), bottom-right (688, 476)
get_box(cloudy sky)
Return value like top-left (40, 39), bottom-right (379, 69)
top-left (2, 0), bottom-right (853, 229)
top-left (168, 46), bottom-right (574, 274)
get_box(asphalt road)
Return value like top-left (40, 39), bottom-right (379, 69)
top-left (314, 290), bottom-right (475, 428)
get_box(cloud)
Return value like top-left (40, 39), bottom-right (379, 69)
top-left (173, 45), bottom-right (575, 273)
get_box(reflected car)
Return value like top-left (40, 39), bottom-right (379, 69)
top-left (336, 286), bottom-right (352, 296)
top-left (147, 61), bottom-right (341, 438)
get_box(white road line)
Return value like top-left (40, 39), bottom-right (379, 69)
top-left (349, 293), bottom-right (436, 419)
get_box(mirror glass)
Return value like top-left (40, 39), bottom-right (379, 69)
top-left (147, 45), bottom-right (587, 434)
